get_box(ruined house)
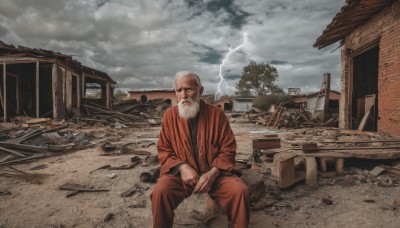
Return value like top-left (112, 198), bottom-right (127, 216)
top-left (233, 97), bottom-right (255, 112)
top-left (214, 97), bottom-right (233, 111)
top-left (292, 90), bottom-right (340, 115)
top-left (314, 0), bottom-right (400, 136)
top-left (127, 89), bottom-right (176, 106)
top-left (0, 41), bottom-right (116, 121)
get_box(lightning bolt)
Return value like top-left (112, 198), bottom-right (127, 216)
top-left (214, 32), bottom-right (248, 101)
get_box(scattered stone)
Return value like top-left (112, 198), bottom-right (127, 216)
top-left (103, 213), bottom-right (114, 222)
top-left (106, 173), bottom-right (117, 179)
top-left (321, 197), bottom-right (333, 205)
top-left (369, 166), bottom-right (385, 176)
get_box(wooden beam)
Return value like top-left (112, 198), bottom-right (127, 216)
top-left (82, 73), bottom-right (86, 98)
top-left (305, 157), bottom-right (318, 187)
top-left (16, 66), bottom-right (20, 115)
top-left (66, 71), bottom-right (72, 114)
top-left (3, 62), bottom-right (6, 122)
top-left (106, 82), bottom-right (110, 109)
top-left (0, 67), bottom-right (3, 109)
top-left (52, 63), bottom-right (58, 120)
top-left (323, 73), bottom-right (331, 122)
top-left (77, 73), bottom-right (82, 110)
top-left (0, 57), bottom-right (57, 64)
top-left (36, 61), bottom-right (40, 118)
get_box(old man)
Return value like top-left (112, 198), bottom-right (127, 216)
top-left (151, 71), bottom-right (250, 228)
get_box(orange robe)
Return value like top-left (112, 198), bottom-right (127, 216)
top-left (157, 100), bottom-right (237, 175)
top-left (152, 100), bottom-right (249, 228)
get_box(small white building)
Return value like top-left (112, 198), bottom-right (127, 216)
top-left (232, 97), bottom-right (254, 112)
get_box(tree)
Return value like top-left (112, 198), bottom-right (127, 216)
top-left (235, 61), bottom-right (283, 96)
top-left (114, 89), bottom-right (128, 102)
top-left (252, 94), bottom-right (292, 112)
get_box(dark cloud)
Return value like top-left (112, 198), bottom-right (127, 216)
top-left (184, 0), bottom-right (251, 29)
top-left (269, 60), bottom-right (288, 65)
top-left (0, 0), bottom-right (344, 95)
top-left (224, 74), bottom-right (241, 80)
top-left (191, 43), bottom-right (223, 64)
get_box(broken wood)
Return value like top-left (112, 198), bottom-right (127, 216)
top-left (58, 183), bottom-right (109, 198)
top-left (305, 157), bottom-right (318, 187)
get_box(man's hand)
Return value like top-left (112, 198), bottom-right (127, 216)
top-left (179, 163), bottom-right (199, 187)
top-left (193, 167), bottom-right (220, 194)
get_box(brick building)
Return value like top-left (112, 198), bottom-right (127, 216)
top-left (315, 0), bottom-right (400, 136)
top-left (213, 97), bottom-right (233, 111)
top-left (127, 89), bottom-right (176, 106)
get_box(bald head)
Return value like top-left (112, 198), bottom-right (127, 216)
top-left (173, 71), bottom-right (202, 89)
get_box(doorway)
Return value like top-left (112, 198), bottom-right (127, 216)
top-left (351, 46), bottom-right (379, 131)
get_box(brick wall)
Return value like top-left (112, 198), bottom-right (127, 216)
top-left (341, 1), bottom-right (400, 136)
top-left (128, 91), bottom-right (177, 106)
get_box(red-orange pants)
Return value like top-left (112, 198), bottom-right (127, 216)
top-left (151, 174), bottom-right (250, 228)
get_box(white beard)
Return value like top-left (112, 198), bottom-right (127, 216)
top-left (178, 97), bottom-right (200, 119)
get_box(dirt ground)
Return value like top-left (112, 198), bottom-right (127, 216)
top-left (1, 120), bottom-right (400, 228)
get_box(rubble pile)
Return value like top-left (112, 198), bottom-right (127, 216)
top-left (0, 125), bottom-right (94, 166)
top-left (245, 106), bottom-right (339, 128)
top-left (72, 99), bottom-right (170, 127)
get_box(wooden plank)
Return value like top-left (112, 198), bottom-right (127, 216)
top-left (36, 61), bottom-right (40, 118)
top-left (77, 73), bottom-right (82, 110)
top-left (0, 154), bottom-right (14, 163)
top-left (294, 145), bottom-right (400, 151)
top-left (16, 68), bottom-right (20, 115)
top-left (335, 158), bottom-right (344, 175)
top-left (106, 82), bottom-right (110, 109)
top-left (65, 71), bottom-right (72, 114)
top-left (305, 157), bottom-right (318, 187)
top-left (320, 157), bottom-right (328, 173)
top-left (302, 143), bottom-right (318, 152)
top-left (252, 138), bottom-right (281, 150)
top-left (3, 63), bottom-right (6, 122)
top-left (299, 149), bottom-right (400, 160)
top-left (0, 76), bottom-right (4, 109)
top-left (52, 63), bottom-right (58, 120)
top-left (25, 118), bottom-right (50, 124)
top-left (0, 146), bottom-right (25, 157)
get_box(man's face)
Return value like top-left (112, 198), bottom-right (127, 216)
top-left (174, 76), bottom-right (203, 105)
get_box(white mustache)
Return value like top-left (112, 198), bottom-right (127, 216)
top-left (179, 98), bottom-right (194, 104)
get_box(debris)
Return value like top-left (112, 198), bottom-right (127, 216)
top-left (120, 186), bottom-right (138, 197)
top-left (321, 197), bottom-right (334, 205)
top-left (0, 166), bottom-right (48, 184)
top-left (369, 166), bottom-right (385, 176)
top-left (251, 199), bottom-right (277, 211)
top-left (141, 141), bottom-right (155, 148)
top-left (240, 169), bottom-right (265, 203)
top-left (103, 213), bottom-right (114, 222)
top-left (0, 190), bottom-right (11, 196)
top-left (143, 155), bottom-right (159, 166)
top-left (140, 167), bottom-right (160, 183)
top-left (106, 173), bottom-right (117, 179)
top-left (363, 199), bottom-right (376, 203)
top-left (128, 200), bottom-right (146, 208)
top-left (29, 164), bottom-right (48, 170)
top-left (89, 165), bottom-right (112, 173)
top-left (274, 200), bottom-right (296, 209)
top-left (379, 164), bottom-right (400, 176)
top-left (58, 183), bottom-right (109, 198)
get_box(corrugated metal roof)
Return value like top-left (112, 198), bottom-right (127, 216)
top-left (314, 0), bottom-right (397, 49)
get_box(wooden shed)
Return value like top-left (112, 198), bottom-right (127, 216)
top-left (0, 41), bottom-right (116, 121)
top-left (314, 0), bottom-right (400, 136)
top-left (233, 97), bottom-right (254, 112)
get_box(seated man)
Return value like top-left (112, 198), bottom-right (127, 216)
top-left (151, 71), bottom-right (250, 228)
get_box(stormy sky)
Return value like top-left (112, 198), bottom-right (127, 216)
top-left (0, 0), bottom-right (343, 97)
